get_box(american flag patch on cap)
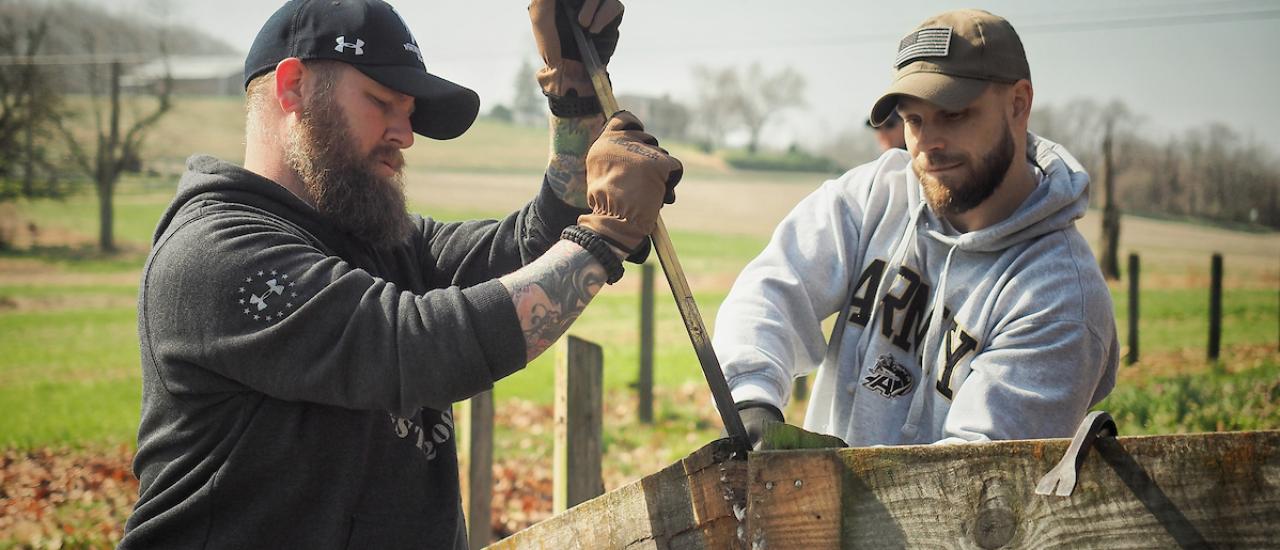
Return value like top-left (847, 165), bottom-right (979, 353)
top-left (895, 26), bottom-right (952, 68)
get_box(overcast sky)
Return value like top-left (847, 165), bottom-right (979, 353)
top-left (83, 0), bottom-right (1280, 154)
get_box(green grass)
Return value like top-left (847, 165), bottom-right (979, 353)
top-left (1099, 356), bottom-right (1280, 434)
top-left (0, 378), bottom-right (142, 449)
top-left (0, 308), bottom-right (141, 448)
top-left (1113, 287), bottom-right (1279, 353)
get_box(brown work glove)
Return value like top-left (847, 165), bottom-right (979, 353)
top-left (528, 0), bottom-right (623, 114)
top-left (580, 111), bottom-right (682, 252)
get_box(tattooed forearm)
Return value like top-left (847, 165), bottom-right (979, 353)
top-left (500, 240), bottom-right (608, 361)
top-left (546, 114), bottom-right (605, 209)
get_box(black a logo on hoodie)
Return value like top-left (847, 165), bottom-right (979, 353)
top-left (863, 354), bottom-right (914, 399)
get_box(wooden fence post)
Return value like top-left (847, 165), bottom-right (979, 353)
top-left (458, 390), bottom-right (494, 550)
top-left (1127, 253), bottom-right (1139, 365)
top-left (555, 335), bottom-right (603, 514)
top-left (1209, 253), bottom-right (1222, 362)
top-left (638, 262), bottom-right (654, 424)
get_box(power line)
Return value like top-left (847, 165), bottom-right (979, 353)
top-left (0, 54), bottom-right (159, 66)
top-left (618, 7), bottom-right (1280, 57)
top-left (4, 7), bottom-right (1279, 65)
top-left (1018, 8), bottom-right (1280, 33)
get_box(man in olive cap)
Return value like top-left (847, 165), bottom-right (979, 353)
top-left (121, 0), bottom-right (679, 547)
top-left (715, 9), bottom-right (1118, 448)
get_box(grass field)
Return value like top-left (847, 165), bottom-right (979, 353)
top-left (2, 174), bottom-right (1277, 449)
top-left (1, 95), bottom-right (1278, 547)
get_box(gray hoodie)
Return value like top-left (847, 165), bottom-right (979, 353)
top-left (121, 155), bottom-right (586, 549)
top-left (714, 134), bottom-right (1118, 446)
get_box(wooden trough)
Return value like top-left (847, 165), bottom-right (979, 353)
top-left (487, 429), bottom-right (1280, 549)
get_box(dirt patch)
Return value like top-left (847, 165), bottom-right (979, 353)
top-left (1116, 344), bottom-right (1279, 384)
top-left (0, 265), bottom-right (141, 288)
top-left (405, 171), bottom-right (820, 237)
top-left (0, 205), bottom-right (97, 251)
top-left (405, 172), bottom-right (1279, 288)
top-left (0, 293), bottom-right (137, 314)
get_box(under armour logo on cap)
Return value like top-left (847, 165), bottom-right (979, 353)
top-left (335, 36), bottom-right (364, 55)
top-left (243, 0), bottom-right (480, 140)
top-left (895, 26), bottom-right (951, 68)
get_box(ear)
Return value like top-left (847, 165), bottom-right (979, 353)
top-left (274, 58), bottom-right (306, 115)
top-left (1009, 79), bottom-right (1034, 125)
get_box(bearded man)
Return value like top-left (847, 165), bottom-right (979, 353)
top-left (713, 9), bottom-right (1118, 448)
top-left (121, 0), bottom-right (679, 547)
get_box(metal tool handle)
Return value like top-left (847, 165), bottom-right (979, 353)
top-left (562, 6), bottom-right (750, 451)
top-left (1035, 410), bottom-right (1118, 497)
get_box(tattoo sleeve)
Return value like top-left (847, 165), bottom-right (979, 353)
top-left (500, 240), bottom-right (607, 362)
top-left (545, 114), bottom-right (605, 209)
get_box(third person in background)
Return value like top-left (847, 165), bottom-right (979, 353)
top-left (868, 111), bottom-right (907, 152)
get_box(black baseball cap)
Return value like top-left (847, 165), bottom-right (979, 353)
top-left (244, 0), bottom-right (480, 140)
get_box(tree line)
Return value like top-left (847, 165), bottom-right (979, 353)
top-left (1031, 99), bottom-right (1279, 231)
top-left (496, 63), bottom-right (1277, 237)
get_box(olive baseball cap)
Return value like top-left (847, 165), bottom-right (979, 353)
top-left (244, 0), bottom-right (480, 140)
top-left (869, 9), bottom-right (1029, 127)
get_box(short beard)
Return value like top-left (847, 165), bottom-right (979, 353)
top-left (285, 87), bottom-right (412, 249)
top-left (914, 123), bottom-right (1015, 216)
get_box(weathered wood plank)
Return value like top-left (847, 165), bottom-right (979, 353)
top-left (488, 439), bottom-right (748, 550)
top-left (555, 336), bottom-right (605, 513)
top-left (748, 430), bottom-right (1280, 549)
top-left (747, 449), bottom-right (842, 548)
top-left (459, 391), bottom-right (495, 549)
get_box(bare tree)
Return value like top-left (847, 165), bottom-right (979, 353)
top-left (738, 63), bottom-right (805, 153)
top-left (55, 38), bottom-right (172, 252)
top-left (511, 58), bottom-right (544, 126)
top-left (690, 63), bottom-right (807, 154)
top-left (0, 13), bottom-right (65, 200)
top-left (690, 65), bottom-right (739, 151)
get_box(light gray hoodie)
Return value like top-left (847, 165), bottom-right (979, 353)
top-left (713, 133), bottom-right (1118, 446)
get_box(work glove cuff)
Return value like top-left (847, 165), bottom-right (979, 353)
top-left (736, 401), bottom-right (785, 451)
top-left (537, 64), bottom-right (603, 117)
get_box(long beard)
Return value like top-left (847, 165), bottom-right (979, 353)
top-left (285, 94), bottom-right (412, 249)
top-left (914, 124), bottom-right (1015, 216)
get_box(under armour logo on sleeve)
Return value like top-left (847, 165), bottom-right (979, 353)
top-left (236, 268), bottom-right (302, 324)
top-left (335, 36), bottom-right (364, 55)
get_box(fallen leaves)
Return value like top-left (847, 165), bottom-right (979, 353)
top-left (0, 445), bottom-right (137, 549)
top-left (0, 384), bottom-right (723, 547)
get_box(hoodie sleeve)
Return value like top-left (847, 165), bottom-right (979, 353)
top-left (141, 208), bottom-right (534, 417)
top-left (940, 318), bottom-right (1118, 442)
top-left (418, 179), bottom-right (589, 287)
top-left (712, 173), bottom-right (868, 410)
top-left (939, 235), bottom-right (1120, 442)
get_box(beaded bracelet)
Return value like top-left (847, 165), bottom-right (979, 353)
top-left (545, 91), bottom-right (602, 118)
top-left (561, 225), bottom-right (625, 284)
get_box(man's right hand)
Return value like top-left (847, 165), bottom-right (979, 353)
top-left (578, 111), bottom-right (681, 253)
top-left (736, 401), bottom-right (785, 451)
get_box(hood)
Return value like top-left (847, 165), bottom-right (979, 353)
top-left (153, 155), bottom-right (323, 245)
top-left (918, 132), bottom-right (1090, 253)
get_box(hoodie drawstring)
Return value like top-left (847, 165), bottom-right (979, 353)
top-left (901, 242), bottom-right (958, 440)
top-left (817, 202), bottom-right (926, 435)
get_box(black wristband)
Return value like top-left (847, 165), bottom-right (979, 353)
top-left (561, 225), bottom-right (624, 284)
top-left (545, 91), bottom-right (602, 118)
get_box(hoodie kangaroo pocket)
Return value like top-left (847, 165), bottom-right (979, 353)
top-left (345, 512), bottom-right (448, 550)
